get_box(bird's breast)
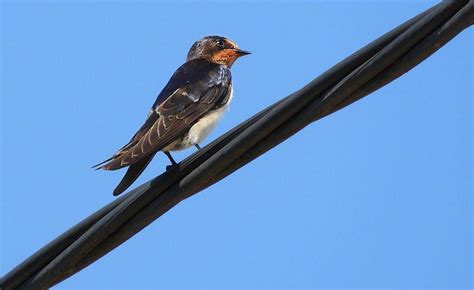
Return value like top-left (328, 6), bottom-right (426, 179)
top-left (164, 86), bottom-right (233, 151)
top-left (186, 86), bottom-right (233, 144)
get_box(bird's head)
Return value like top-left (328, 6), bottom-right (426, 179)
top-left (186, 35), bottom-right (251, 67)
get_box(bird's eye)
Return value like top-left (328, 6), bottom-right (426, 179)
top-left (215, 39), bottom-right (224, 47)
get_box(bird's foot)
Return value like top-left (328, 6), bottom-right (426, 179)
top-left (164, 151), bottom-right (179, 172)
top-left (166, 162), bottom-right (179, 172)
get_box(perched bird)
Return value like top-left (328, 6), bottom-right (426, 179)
top-left (93, 35), bottom-right (250, 196)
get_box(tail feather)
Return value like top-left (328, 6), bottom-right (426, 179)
top-left (91, 156), bottom-right (115, 170)
top-left (112, 153), bottom-right (156, 196)
top-left (92, 139), bottom-right (140, 170)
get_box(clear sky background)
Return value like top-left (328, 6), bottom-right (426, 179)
top-left (1, 1), bottom-right (472, 289)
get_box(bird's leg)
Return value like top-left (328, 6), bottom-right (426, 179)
top-left (164, 151), bottom-right (178, 171)
top-left (194, 144), bottom-right (201, 150)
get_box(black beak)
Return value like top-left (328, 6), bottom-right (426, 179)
top-left (234, 49), bottom-right (251, 56)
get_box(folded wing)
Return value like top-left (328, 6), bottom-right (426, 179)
top-left (94, 59), bottom-right (231, 171)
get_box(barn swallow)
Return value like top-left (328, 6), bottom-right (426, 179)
top-left (93, 36), bottom-right (250, 196)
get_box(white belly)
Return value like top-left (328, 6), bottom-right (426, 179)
top-left (185, 106), bottom-right (227, 145)
top-left (163, 87), bottom-right (233, 151)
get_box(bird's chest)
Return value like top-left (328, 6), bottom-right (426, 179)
top-left (167, 87), bottom-right (233, 151)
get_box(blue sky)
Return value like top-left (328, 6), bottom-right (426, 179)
top-left (1, 1), bottom-right (472, 289)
